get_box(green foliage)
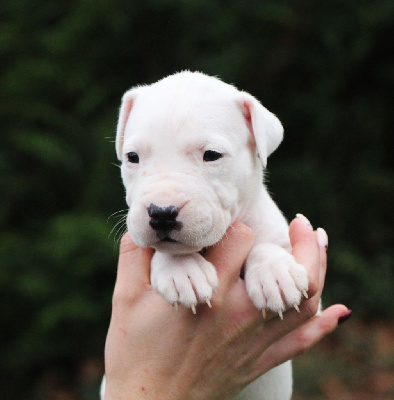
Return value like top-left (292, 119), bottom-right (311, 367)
top-left (0, 0), bottom-right (393, 398)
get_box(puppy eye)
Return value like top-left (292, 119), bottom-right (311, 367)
top-left (203, 150), bottom-right (222, 162)
top-left (127, 152), bottom-right (139, 163)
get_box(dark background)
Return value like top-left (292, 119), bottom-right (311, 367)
top-left (1, 1), bottom-right (393, 399)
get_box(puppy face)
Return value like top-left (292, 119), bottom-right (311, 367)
top-left (116, 72), bottom-right (283, 254)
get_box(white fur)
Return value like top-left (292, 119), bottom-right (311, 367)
top-left (104, 71), bottom-right (309, 400)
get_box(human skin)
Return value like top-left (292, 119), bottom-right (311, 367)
top-left (103, 217), bottom-right (350, 400)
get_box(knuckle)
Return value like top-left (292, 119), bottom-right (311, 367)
top-left (231, 222), bottom-right (254, 242)
top-left (112, 287), bottom-right (139, 308)
top-left (318, 317), bottom-right (333, 333)
top-left (306, 281), bottom-right (318, 298)
top-left (302, 300), bottom-right (319, 319)
top-left (294, 329), bottom-right (314, 355)
top-left (119, 232), bottom-right (138, 254)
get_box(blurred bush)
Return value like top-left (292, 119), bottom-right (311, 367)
top-left (0, 0), bottom-right (393, 398)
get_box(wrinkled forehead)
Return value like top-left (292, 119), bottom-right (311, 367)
top-left (124, 84), bottom-right (246, 144)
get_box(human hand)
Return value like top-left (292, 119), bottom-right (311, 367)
top-left (103, 216), bottom-right (350, 400)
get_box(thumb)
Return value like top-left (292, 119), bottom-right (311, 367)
top-left (289, 215), bottom-right (320, 297)
top-left (205, 222), bottom-right (254, 292)
top-left (114, 232), bottom-right (154, 297)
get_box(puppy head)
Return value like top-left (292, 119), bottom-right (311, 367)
top-left (116, 72), bottom-right (283, 254)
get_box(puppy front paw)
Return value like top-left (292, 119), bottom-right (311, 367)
top-left (151, 252), bottom-right (218, 313)
top-left (245, 244), bottom-right (308, 319)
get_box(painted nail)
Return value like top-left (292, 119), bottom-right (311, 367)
top-left (338, 310), bottom-right (352, 325)
top-left (317, 227), bottom-right (328, 250)
top-left (296, 213), bottom-right (313, 230)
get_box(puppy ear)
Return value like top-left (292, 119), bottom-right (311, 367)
top-left (116, 89), bottom-right (139, 161)
top-left (238, 93), bottom-right (283, 167)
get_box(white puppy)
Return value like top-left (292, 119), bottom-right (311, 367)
top-left (111, 71), bottom-right (309, 400)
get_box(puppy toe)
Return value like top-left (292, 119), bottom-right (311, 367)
top-left (173, 274), bottom-right (198, 308)
top-left (195, 256), bottom-right (219, 290)
top-left (289, 262), bottom-right (309, 293)
top-left (245, 280), bottom-right (267, 310)
top-left (157, 278), bottom-right (179, 305)
top-left (275, 270), bottom-right (303, 307)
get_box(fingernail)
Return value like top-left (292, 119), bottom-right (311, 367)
top-left (338, 310), bottom-right (352, 325)
top-left (296, 213), bottom-right (313, 230)
top-left (317, 227), bottom-right (328, 250)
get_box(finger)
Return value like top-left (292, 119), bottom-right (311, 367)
top-left (255, 304), bottom-right (350, 373)
top-left (298, 227), bottom-right (329, 317)
top-left (289, 216), bottom-right (320, 298)
top-left (114, 232), bottom-right (154, 296)
top-left (205, 222), bottom-right (253, 293)
top-left (316, 227), bottom-right (328, 294)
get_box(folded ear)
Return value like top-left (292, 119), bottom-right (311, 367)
top-left (238, 93), bottom-right (283, 167)
top-left (116, 88), bottom-right (139, 161)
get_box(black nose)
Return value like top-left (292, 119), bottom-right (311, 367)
top-left (148, 204), bottom-right (180, 232)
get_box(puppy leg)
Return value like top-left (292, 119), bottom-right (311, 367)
top-left (151, 252), bottom-right (218, 313)
top-left (245, 243), bottom-right (308, 318)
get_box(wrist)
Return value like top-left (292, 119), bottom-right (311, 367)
top-left (103, 376), bottom-right (187, 400)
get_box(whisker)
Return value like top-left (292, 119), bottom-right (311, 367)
top-left (108, 209), bottom-right (128, 245)
top-left (105, 136), bottom-right (116, 143)
top-left (107, 209), bottom-right (129, 222)
top-left (112, 222), bottom-right (127, 247)
top-left (109, 216), bottom-right (127, 237)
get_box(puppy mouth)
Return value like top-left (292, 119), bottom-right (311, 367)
top-left (152, 234), bottom-right (208, 255)
top-left (160, 236), bottom-right (178, 243)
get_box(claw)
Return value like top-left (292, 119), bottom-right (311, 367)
top-left (262, 308), bottom-right (267, 319)
top-left (278, 309), bottom-right (283, 320)
top-left (302, 290), bottom-right (309, 299)
top-left (191, 304), bottom-right (197, 314)
top-left (173, 301), bottom-right (178, 311)
top-left (205, 298), bottom-right (212, 308)
top-left (294, 303), bottom-right (300, 313)
top-left (213, 288), bottom-right (219, 296)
